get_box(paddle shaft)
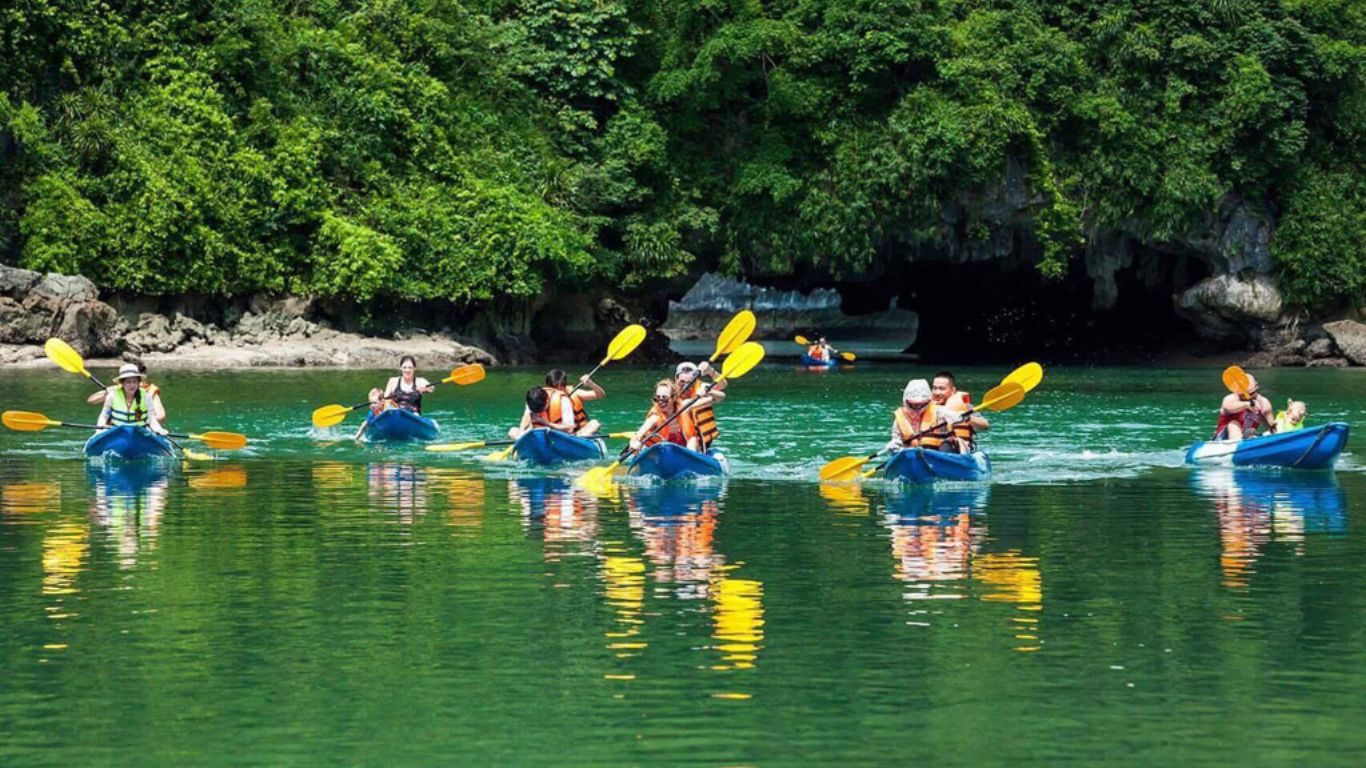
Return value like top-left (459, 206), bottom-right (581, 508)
top-left (44, 419), bottom-right (208, 441)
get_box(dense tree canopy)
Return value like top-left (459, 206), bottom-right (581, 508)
top-left (1, 0), bottom-right (1362, 306)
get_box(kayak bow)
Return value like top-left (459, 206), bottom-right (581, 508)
top-left (1184, 422), bottom-right (1349, 470)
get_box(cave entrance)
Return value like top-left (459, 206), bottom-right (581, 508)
top-left (881, 252), bottom-right (1213, 364)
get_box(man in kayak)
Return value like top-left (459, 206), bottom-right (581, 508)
top-left (630, 379), bottom-right (703, 453)
top-left (96, 364), bottom-right (169, 435)
top-left (508, 370), bottom-right (605, 440)
top-left (931, 371), bottom-right (989, 453)
top-left (806, 337), bottom-right (839, 362)
top-left (1216, 374), bottom-right (1276, 441)
top-left (87, 361), bottom-right (167, 424)
top-left (886, 378), bottom-right (962, 453)
top-left (673, 362), bottom-right (723, 450)
top-left (355, 355), bottom-right (435, 439)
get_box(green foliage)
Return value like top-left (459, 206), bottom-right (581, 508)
top-left (0, 0), bottom-right (1363, 308)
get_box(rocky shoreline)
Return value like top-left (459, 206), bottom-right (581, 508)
top-left (1, 264), bottom-right (496, 369)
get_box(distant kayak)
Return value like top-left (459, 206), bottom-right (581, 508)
top-left (1184, 422), bottom-right (1349, 470)
top-left (513, 429), bottom-right (606, 465)
top-left (362, 409), bottom-right (440, 442)
top-left (628, 443), bottom-right (728, 480)
top-left (881, 448), bottom-right (991, 484)
top-left (800, 354), bottom-right (839, 369)
top-left (84, 426), bottom-right (174, 460)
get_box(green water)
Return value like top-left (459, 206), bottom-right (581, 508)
top-left (1, 365), bottom-right (1363, 765)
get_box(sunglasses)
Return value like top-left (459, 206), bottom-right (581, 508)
top-left (653, 395), bottom-right (671, 403)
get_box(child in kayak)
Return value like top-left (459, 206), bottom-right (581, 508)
top-left (1216, 373), bottom-right (1275, 441)
top-left (630, 379), bottom-right (703, 453)
top-left (87, 360), bottom-right (167, 424)
top-left (508, 369), bottom-right (605, 440)
top-left (96, 364), bottom-right (169, 435)
top-left (1274, 400), bottom-right (1307, 433)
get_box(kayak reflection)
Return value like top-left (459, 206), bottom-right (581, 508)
top-left (1191, 468), bottom-right (1349, 590)
top-left (881, 485), bottom-right (990, 594)
top-left (624, 483), bottom-right (727, 596)
top-left (367, 462), bottom-right (427, 523)
top-left (87, 462), bottom-right (170, 569)
top-left (509, 477), bottom-right (601, 558)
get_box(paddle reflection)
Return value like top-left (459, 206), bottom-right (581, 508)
top-left (428, 468), bottom-right (486, 531)
top-left (88, 463), bottom-right (169, 569)
top-left (1, 480), bottom-right (62, 516)
top-left (1192, 469), bottom-right (1349, 590)
top-left (509, 477), bottom-right (601, 559)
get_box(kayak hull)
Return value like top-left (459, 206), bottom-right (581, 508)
top-left (882, 448), bottom-right (990, 484)
top-left (1184, 422), bottom-right (1349, 470)
top-left (363, 409), bottom-right (440, 442)
top-left (800, 354), bottom-right (838, 369)
top-left (83, 426), bottom-right (174, 460)
top-left (513, 429), bottom-right (606, 465)
top-left (628, 443), bottom-right (728, 480)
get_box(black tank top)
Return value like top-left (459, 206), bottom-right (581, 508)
top-left (391, 379), bottom-right (423, 413)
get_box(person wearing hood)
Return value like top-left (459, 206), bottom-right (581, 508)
top-left (886, 378), bottom-right (966, 453)
top-left (96, 364), bottom-right (168, 435)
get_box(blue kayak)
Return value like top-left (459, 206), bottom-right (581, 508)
top-left (84, 426), bottom-right (174, 460)
top-left (513, 429), bottom-right (606, 465)
top-left (362, 408), bottom-right (440, 442)
top-left (1184, 422), bottom-right (1349, 470)
top-left (628, 443), bottom-right (728, 480)
top-left (881, 448), bottom-right (991, 484)
top-left (801, 353), bottom-right (838, 369)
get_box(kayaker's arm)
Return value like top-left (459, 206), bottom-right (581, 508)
top-left (96, 392), bottom-right (114, 428)
top-left (87, 388), bottom-right (108, 405)
top-left (417, 377), bottom-right (436, 395)
top-left (576, 375), bottom-right (606, 401)
top-left (630, 415), bottom-right (660, 451)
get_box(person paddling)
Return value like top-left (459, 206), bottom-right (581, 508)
top-left (674, 362), bottom-right (724, 451)
top-left (630, 380), bottom-right (704, 453)
top-left (1216, 373), bottom-right (1275, 441)
top-left (509, 369), bottom-right (605, 439)
top-left (355, 356), bottom-right (434, 439)
top-left (87, 361), bottom-right (167, 424)
top-left (887, 378), bottom-right (969, 454)
top-left (931, 371), bottom-right (989, 453)
top-left (806, 336), bottom-right (838, 362)
top-left (97, 364), bottom-right (168, 436)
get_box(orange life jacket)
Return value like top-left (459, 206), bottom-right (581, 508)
top-left (545, 388), bottom-right (588, 430)
top-left (942, 391), bottom-right (974, 445)
top-left (644, 402), bottom-right (697, 448)
top-left (894, 403), bottom-right (944, 449)
top-left (807, 344), bottom-right (827, 361)
top-left (679, 380), bottom-right (720, 449)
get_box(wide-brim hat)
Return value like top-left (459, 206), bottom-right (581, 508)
top-left (116, 363), bottom-right (143, 381)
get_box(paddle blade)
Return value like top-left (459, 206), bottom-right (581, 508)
top-left (44, 338), bottom-right (88, 377)
top-left (2, 411), bottom-right (56, 431)
top-left (1003, 362), bottom-right (1043, 393)
top-left (191, 431), bottom-right (248, 450)
top-left (794, 335), bottom-right (810, 346)
top-left (819, 455), bottom-right (871, 483)
top-left (425, 441), bottom-right (489, 453)
top-left (977, 382), bottom-right (1026, 412)
top-left (719, 341), bottom-right (765, 380)
top-left (312, 404), bottom-right (353, 428)
top-left (603, 324), bottom-right (648, 363)
top-left (481, 445), bottom-right (515, 462)
top-left (1222, 365), bottom-right (1250, 395)
top-left (443, 363), bottom-right (487, 386)
top-left (711, 311), bottom-right (756, 361)
top-left (840, 351), bottom-right (857, 362)
top-left (577, 460), bottom-right (623, 489)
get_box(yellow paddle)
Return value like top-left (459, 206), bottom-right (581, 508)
top-left (427, 431), bottom-right (634, 453)
top-left (578, 341), bottom-right (766, 488)
top-left (1004, 362), bottom-right (1044, 393)
top-left (1222, 365), bottom-right (1250, 395)
top-left (2, 410), bottom-right (248, 450)
top-left (819, 370), bottom-right (1036, 483)
top-left (45, 338), bottom-right (109, 389)
top-left (311, 363), bottom-right (486, 428)
top-left (794, 334), bottom-right (854, 362)
top-left (712, 311), bottom-right (756, 361)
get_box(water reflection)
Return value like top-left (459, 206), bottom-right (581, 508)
top-left (1192, 469), bottom-right (1349, 590)
top-left (881, 486), bottom-right (990, 598)
top-left (428, 468), bottom-right (486, 531)
top-left (1, 480), bottom-right (62, 516)
top-left (367, 463), bottom-right (427, 524)
top-left (509, 477), bottom-right (600, 559)
top-left (625, 484), bottom-right (726, 598)
top-left (88, 463), bottom-right (170, 569)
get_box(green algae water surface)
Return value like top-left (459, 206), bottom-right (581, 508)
top-left (1, 365), bottom-right (1363, 765)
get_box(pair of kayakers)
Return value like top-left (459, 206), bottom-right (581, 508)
top-left (93, 363), bottom-right (169, 436)
top-left (627, 362), bottom-right (726, 453)
top-left (886, 372), bottom-right (988, 454)
top-left (355, 356), bottom-right (434, 440)
top-left (1215, 373), bottom-right (1308, 441)
top-left (509, 370), bottom-right (606, 439)
top-left (806, 337), bottom-right (838, 363)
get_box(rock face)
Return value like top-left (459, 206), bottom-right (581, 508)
top-left (1323, 320), bottom-right (1366, 366)
top-left (663, 273), bottom-right (919, 345)
top-left (0, 263), bottom-right (498, 368)
top-left (1175, 273), bottom-right (1284, 340)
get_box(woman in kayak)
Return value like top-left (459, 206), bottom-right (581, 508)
top-left (354, 356), bottom-right (434, 439)
top-left (630, 379), bottom-right (703, 453)
top-left (806, 337), bottom-right (838, 362)
top-left (96, 364), bottom-right (168, 435)
top-left (1216, 374), bottom-right (1275, 441)
top-left (886, 378), bottom-right (964, 453)
top-left (87, 361), bottom-right (167, 424)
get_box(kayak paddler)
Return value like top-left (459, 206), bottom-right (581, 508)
top-left (1216, 373), bottom-right (1275, 441)
top-left (508, 369), bottom-right (605, 440)
top-left (97, 363), bottom-right (168, 436)
top-left (673, 362), bottom-right (723, 450)
top-left (886, 378), bottom-right (967, 453)
top-left (87, 360), bottom-right (167, 424)
top-left (931, 371), bottom-right (988, 453)
top-left (629, 379), bottom-right (704, 453)
top-left (806, 336), bottom-right (838, 362)
top-left (355, 355), bottom-right (434, 440)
